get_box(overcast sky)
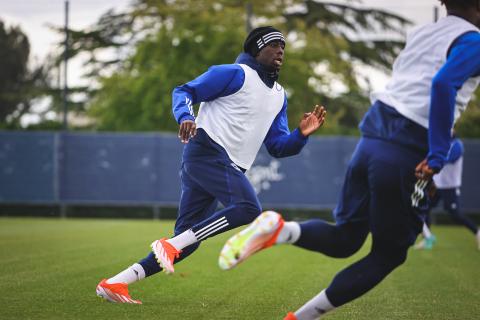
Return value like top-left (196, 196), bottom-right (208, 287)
top-left (1, 0), bottom-right (132, 59)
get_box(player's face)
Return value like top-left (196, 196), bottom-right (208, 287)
top-left (255, 41), bottom-right (285, 72)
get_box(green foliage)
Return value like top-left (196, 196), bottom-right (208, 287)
top-left (89, 2), bottom-right (246, 131)
top-left (456, 90), bottom-right (480, 138)
top-left (0, 21), bottom-right (29, 124)
top-left (25, 0), bottom-right (480, 136)
top-left (61, 0), bottom-right (411, 133)
top-left (0, 21), bottom-right (50, 127)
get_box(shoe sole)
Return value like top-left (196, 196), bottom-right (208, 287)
top-left (219, 211), bottom-right (283, 270)
top-left (151, 240), bottom-right (175, 274)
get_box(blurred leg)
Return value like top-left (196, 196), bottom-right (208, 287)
top-left (325, 138), bottom-right (423, 307)
top-left (294, 140), bottom-right (371, 258)
top-left (440, 188), bottom-right (478, 235)
top-left (295, 220), bottom-right (369, 258)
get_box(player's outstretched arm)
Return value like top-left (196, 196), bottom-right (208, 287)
top-left (264, 102), bottom-right (326, 158)
top-left (298, 105), bottom-right (327, 137)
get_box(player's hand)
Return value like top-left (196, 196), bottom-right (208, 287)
top-left (178, 120), bottom-right (197, 144)
top-left (299, 105), bottom-right (326, 137)
top-left (415, 159), bottom-right (435, 181)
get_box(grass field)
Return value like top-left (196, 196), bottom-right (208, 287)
top-left (1, 217), bottom-right (479, 320)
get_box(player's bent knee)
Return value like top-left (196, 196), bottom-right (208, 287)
top-left (332, 223), bottom-right (369, 257)
top-left (240, 202), bottom-right (262, 215)
top-left (335, 241), bottom-right (365, 258)
top-left (235, 202), bottom-right (262, 223)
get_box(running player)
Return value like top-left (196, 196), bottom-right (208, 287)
top-left (96, 26), bottom-right (326, 304)
top-left (219, 1), bottom-right (480, 319)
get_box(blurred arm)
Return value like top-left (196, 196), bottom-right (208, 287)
top-left (427, 32), bottom-right (480, 171)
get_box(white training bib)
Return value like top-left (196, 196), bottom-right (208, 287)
top-left (196, 64), bottom-right (285, 169)
top-left (371, 15), bottom-right (480, 128)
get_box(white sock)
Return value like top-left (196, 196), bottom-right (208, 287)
top-left (106, 263), bottom-right (145, 285)
top-left (295, 289), bottom-right (335, 320)
top-left (276, 221), bottom-right (301, 244)
top-left (422, 223), bottom-right (433, 239)
top-left (167, 229), bottom-right (198, 250)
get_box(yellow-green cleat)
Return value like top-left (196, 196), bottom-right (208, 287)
top-left (218, 210), bottom-right (284, 270)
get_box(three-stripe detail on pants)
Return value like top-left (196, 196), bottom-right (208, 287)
top-left (411, 179), bottom-right (428, 208)
top-left (195, 216), bottom-right (229, 241)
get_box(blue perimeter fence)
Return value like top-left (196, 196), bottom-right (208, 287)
top-left (1, 131), bottom-right (480, 215)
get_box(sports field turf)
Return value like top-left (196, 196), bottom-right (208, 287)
top-left (1, 217), bottom-right (479, 319)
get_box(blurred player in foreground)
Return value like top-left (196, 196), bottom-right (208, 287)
top-left (415, 136), bottom-right (480, 250)
top-left (219, 1), bottom-right (480, 319)
top-left (96, 26), bottom-right (326, 303)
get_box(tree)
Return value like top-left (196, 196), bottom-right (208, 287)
top-left (0, 20), bottom-right (49, 128)
top-left (456, 91), bottom-right (480, 138)
top-left (57, 0), bottom-right (412, 133)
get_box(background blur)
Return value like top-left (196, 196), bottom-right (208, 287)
top-left (0, 0), bottom-right (479, 221)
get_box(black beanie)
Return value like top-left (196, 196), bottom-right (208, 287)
top-left (243, 26), bottom-right (286, 56)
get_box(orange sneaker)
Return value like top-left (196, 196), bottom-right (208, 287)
top-left (218, 210), bottom-right (284, 270)
top-left (150, 238), bottom-right (182, 274)
top-left (284, 312), bottom-right (297, 320)
top-left (96, 279), bottom-right (142, 304)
